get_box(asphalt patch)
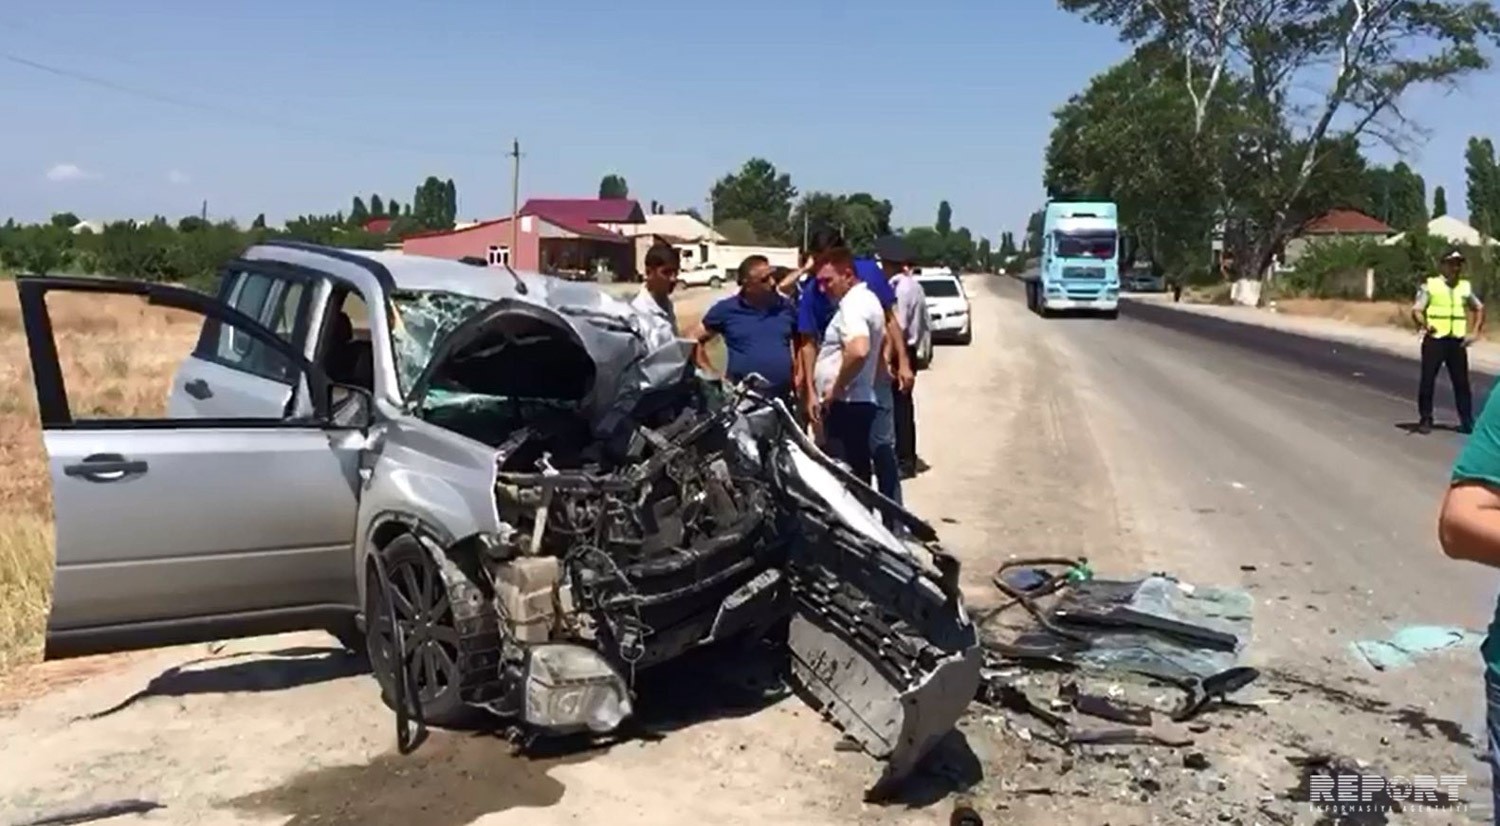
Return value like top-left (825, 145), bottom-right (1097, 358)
top-left (226, 730), bottom-right (594, 826)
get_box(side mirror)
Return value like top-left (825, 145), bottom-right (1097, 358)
top-left (328, 383), bottom-right (374, 428)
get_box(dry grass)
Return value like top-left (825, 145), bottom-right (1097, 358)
top-left (0, 284), bottom-right (201, 673)
top-left (0, 283), bottom-right (722, 677)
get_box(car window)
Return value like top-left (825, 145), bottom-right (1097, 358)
top-left (918, 279), bottom-right (963, 298)
top-left (194, 270), bottom-right (309, 383)
top-left (42, 291), bottom-right (296, 423)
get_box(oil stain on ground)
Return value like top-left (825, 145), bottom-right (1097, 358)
top-left (226, 731), bottom-right (595, 826)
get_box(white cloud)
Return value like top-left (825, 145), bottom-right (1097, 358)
top-left (45, 163), bottom-right (92, 182)
top-left (167, 169), bottom-right (191, 186)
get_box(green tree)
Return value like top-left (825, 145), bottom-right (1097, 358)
top-left (715, 218), bottom-right (757, 244)
top-left (901, 227), bottom-right (945, 265)
top-left (1467, 137), bottom-right (1500, 237)
top-left (1025, 211), bottom-right (1044, 256)
top-left (0, 225), bottom-right (73, 274)
top-left (411, 176), bottom-right (444, 230)
top-left (1389, 162), bottom-right (1428, 231)
top-left (945, 227), bottom-right (975, 270)
top-left (977, 238), bottom-right (993, 272)
top-left (599, 174), bottom-right (629, 199)
top-left (844, 193), bottom-right (894, 236)
top-left (251, 213), bottom-right (267, 230)
top-left (1434, 186), bottom-right (1448, 218)
top-left (50, 212), bottom-right (80, 229)
top-left (177, 215), bottom-right (208, 233)
top-left (1044, 51), bottom-right (1224, 275)
top-left (711, 158), bottom-right (797, 245)
top-left (1061, 0), bottom-right (1500, 290)
top-left (443, 179), bottom-right (458, 226)
top-left (999, 232), bottom-right (1017, 258)
top-left (350, 196), bottom-right (369, 226)
top-left (936, 201), bottom-right (953, 235)
top-left (370, 194), bottom-right (385, 216)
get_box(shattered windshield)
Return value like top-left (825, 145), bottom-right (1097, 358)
top-left (389, 290), bottom-right (492, 396)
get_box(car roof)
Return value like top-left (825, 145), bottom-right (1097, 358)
top-left (244, 241), bottom-right (555, 302)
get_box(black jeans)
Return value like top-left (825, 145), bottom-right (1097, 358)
top-left (1418, 335), bottom-right (1474, 424)
top-left (824, 401), bottom-right (878, 486)
top-left (894, 378), bottom-right (917, 472)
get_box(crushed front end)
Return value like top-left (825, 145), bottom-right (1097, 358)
top-left (379, 282), bottom-right (980, 794)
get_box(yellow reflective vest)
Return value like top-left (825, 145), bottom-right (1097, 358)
top-left (1425, 276), bottom-right (1473, 339)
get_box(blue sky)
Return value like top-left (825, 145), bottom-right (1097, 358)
top-left (2, 1), bottom-right (1497, 241)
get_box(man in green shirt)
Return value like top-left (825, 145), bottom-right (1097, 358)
top-left (1438, 390), bottom-right (1500, 816)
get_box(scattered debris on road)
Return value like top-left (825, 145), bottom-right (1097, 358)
top-left (1351, 625), bottom-right (1484, 672)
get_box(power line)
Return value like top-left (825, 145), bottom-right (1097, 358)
top-left (0, 50), bottom-right (495, 157)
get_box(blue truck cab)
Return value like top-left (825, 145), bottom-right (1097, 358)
top-left (1026, 200), bottom-right (1120, 318)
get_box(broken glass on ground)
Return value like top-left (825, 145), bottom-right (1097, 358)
top-left (1006, 574), bottom-right (1253, 683)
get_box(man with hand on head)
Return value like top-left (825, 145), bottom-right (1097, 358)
top-left (811, 248), bottom-right (886, 486)
top-left (794, 231), bottom-right (910, 486)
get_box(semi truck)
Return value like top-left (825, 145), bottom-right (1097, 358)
top-left (1024, 200), bottom-right (1121, 318)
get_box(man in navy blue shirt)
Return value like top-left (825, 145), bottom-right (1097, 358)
top-left (690, 255), bottom-right (798, 401)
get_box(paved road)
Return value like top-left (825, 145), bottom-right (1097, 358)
top-left (1120, 294), bottom-right (1499, 420)
top-left (989, 275), bottom-right (1496, 742)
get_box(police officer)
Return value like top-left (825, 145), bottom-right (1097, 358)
top-left (1413, 247), bottom-right (1485, 434)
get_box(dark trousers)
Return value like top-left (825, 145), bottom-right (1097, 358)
top-left (1418, 335), bottom-right (1474, 424)
top-left (824, 401), bottom-right (878, 486)
top-left (894, 348), bottom-right (918, 472)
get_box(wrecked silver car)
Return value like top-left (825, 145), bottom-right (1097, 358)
top-left (16, 241), bottom-right (980, 795)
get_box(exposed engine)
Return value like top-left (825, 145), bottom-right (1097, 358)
top-left (379, 286), bottom-right (981, 796)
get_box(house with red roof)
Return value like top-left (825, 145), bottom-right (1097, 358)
top-left (361, 216), bottom-right (395, 235)
top-left (1283, 208), bottom-right (1395, 266)
top-left (401, 198), bottom-right (647, 279)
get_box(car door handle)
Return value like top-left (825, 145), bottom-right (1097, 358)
top-left (64, 453), bottom-right (149, 482)
top-left (184, 379), bottom-right (213, 400)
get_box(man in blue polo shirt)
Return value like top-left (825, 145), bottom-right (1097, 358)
top-left (690, 255), bottom-right (798, 401)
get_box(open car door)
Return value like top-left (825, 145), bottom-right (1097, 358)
top-left (770, 421), bottom-right (982, 799)
top-left (15, 275), bottom-right (366, 659)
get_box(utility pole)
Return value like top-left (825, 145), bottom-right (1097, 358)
top-left (200, 200), bottom-right (207, 222)
top-left (508, 139), bottom-right (522, 262)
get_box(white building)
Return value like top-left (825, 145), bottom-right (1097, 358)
top-left (1383, 215), bottom-right (1498, 247)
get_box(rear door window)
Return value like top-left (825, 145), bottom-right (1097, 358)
top-left (194, 269), bottom-right (313, 383)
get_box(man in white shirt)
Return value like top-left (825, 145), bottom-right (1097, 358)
top-left (813, 248), bottom-right (885, 486)
top-left (631, 243), bottom-right (681, 337)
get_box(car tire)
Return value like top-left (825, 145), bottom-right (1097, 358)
top-left (956, 325), bottom-right (972, 345)
top-left (1103, 309), bottom-right (1119, 320)
top-left (710, 276), bottom-right (724, 289)
top-left (366, 534), bottom-right (473, 728)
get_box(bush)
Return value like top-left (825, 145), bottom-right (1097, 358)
top-left (1286, 233), bottom-right (1500, 302)
top-left (0, 217), bottom-right (392, 289)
